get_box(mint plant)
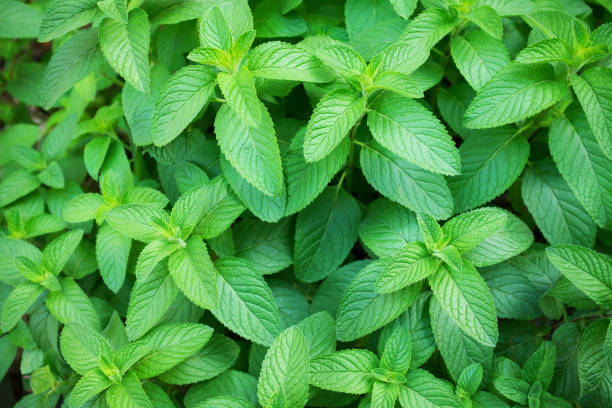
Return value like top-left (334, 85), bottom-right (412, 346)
top-left (1, 0), bottom-right (612, 407)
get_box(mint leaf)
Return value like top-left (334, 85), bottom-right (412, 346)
top-left (309, 349), bottom-right (379, 394)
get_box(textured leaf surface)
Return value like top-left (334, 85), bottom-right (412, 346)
top-left (367, 94), bottom-right (460, 175)
top-left (399, 369), bottom-right (464, 408)
top-left (309, 349), bottom-right (378, 394)
top-left (294, 187), bottom-right (361, 282)
top-left (360, 141), bottom-right (453, 219)
top-left (38, 0), bottom-right (98, 42)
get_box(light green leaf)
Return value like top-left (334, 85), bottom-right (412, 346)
top-left (69, 368), bottom-right (113, 408)
top-left (106, 371), bottom-right (152, 408)
top-left (247, 41), bottom-right (333, 83)
top-left (300, 36), bottom-right (366, 79)
top-left (443, 207), bottom-right (508, 253)
top-left (184, 370), bottom-right (258, 407)
top-left (211, 257), bottom-right (282, 346)
top-left (126, 264), bottom-right (178, 341)
top-left (105, 204), bottom-right (167, 242)
top-left (546, 245), bottom-right (612, 309)
top-left (389, 0), bottom-right (417, 19)
top-left (1, 282), bottom-right (45, 333)
top-left (42, 230), bottom-right (83, 275)
top-left (46, 278), bottom-right (100, 329)
top-left (257, 327), bottom-right (309, 408)
top-left (429, 261), bottom-right (498, 346)
top-left (464, 64), bottom-right (567, 129)
top-left (170, 184), bottom-right (208, 237)
top-left (515, 38), bottom-right (572, 64)
top-left (377, 242), bottom-right (439, 294)
top-left (194, 176), bottom-right (245, 239)
top-left (522, 160), bottom-right (596, 247)
top-left (450, 30), bottom-right (509, 91)
top-left (398, 369), bottom-right (464, 408)
top-left (60, 322), bottom-right (112, 375)
top-left (295, 312), bottom-right (336, 360)
top-left (99, 8), bottom-right (150, 92)
top-left (96, 223), bottom-right (132, 292)
top-left (152, 65), bottom-right (216, 146)
top-left (41, 28), bottom-right (104, 109)
top-left (303, 89), bottom-right (365, 162)
top-left (449, 128), bottom-right (529, 212)
top-left (359, 141), bottom-right (454, 219)
top-left (233, 218), bottom-right (292, 275)
top-left (97, 0), bottom-right (128, 23)
top-left (38, 0), bottom-right (99, 42)
top-left (135, 239), bottom-right (180, 281)
top-left (284, 128), bottom-right (348, 216)
top-left (0, 170), bottom-right (41, 208)
top-left (131, 323), bottom-right (213, 379)
top-left (158, 334), bottom-right (239, 385)
top-left (199, 7), bottom-right (232, 51)
top-left (523, 341), bottom-right (556, 389)
top-left (84, 136), bottom-right (110, 181)
top-left (215, 102), bottom-right (282, 196)
top-left (294, 187), bottom-right (361, 282)
top-left (380, 326), bottom-right (412, 373)
top-left (549, 109), bottom-right (612, 229)
top-left (570, 67), bottom-right (612, 159)
top-left (369, 71), bottom-right (423, 98)
top-left (358, 199), bottom-right (422, 258)
top-left (336, 260), bottom-right (422, 341)
top-left (217, 66), bottom-right (261, 127)
top-left (168, 238), bottom-right (217, 310)
top-left (578, 319), bottom-right (612, 406)
top-left (429, 297), bottom-right (494, 381)
top-left (466, 6), bottom-right (503, 40)
top-left (367, 94), bottom-right (460, 175)
top-left (38, 161), bottom-right (65, 189)
top-left (309, 349), bottom-right (379, 394)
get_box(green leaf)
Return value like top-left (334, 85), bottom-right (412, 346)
top-left (546, 245), bottom-right (612, 309)
top-left (462, 209), bottom-right (533, 267)
top-left (220, 154), bottom-right (286, 222)
top-left (46, 278), bottom-right (100, 329)
top-left (42, 230), bottom-right (83, 275)
top-left (214, 102), bottom-right (283, 196)
top-left (380, 326), bottom-right (412, 373)
top-left (416, 212), bottom-right (445, 250)
top-left (96, 223), bottom-right (132, 292)
top-left (466, 6), bottom-right (503, 40)
top-left (493, 376), bottom-right (529, 404)
top-left (194, 176), bottom-right (245, 239)
top-left (358, 199), bottom-right (422, 258)
top-left (168, 238), bottom-right (217, 310)
top-left (294, 311), bottom-right (336, 360)
top-left (131, 323), bottom-right (213, 379)
top-left (105, 204), bottom-right (167, 242)
top-left (369, 71), bottom-right (424, 98)
top-left (430, 296), bottom-right (494, 380)
top-left (515, 38), bottom-right (572, 64)
top-left (359, 141), bottom-right (454, 219)
top-left (450, 30), bottom-right (509, 91)
top-left (523, 341), bottom-right (556, 390)
top-left (448, 128), bottom-right (529, 212)
top-left (300, 36), bottom-right (366, 79)
top-left (571, 67), bottom-right (612, 159)
top-left (38, 161), bottom-right (65, 189)
top-left (135, 239), bottom-right (179, 281)
top-left (430, 260), bottom-right (498, 347)
top-left (578, 319), bottom-right (612, 406)
top-left (38, 0), bottom-right (99, 42)
top-left (217, 66), bottom-right (262, 127)
top-left (170, 184), bottom-right (208, 237)
top-left (367, 94), bottom-right (460, 176)
top-left (199, 7), bottom-right (233, 51)
top-left (41, 28), bottom-right (104, 109)
top-left (294, 187), bottom-right (361, 282)
top-left (106, 371), bottom-right (152, 408)
top-left (522, 160), bottom-right (596, 247)
top-left (303, 89), bottom-right (365, 162)
top-left (247, 41), bottom-right (333, 83)
top-left (457, 363), bottom-right (483, 397)
top-left (152, 65), bottom-right (216, 146)
top-left (373, 382), bottom-right (400, 408)
top-left (1, 282), bottom-right (45, 332)
top-left (97, 0), bottom-right (128, 23)
top-left (479, 0), bottom-right (535, 16)
top-left (184, 370), bottom-right (258, 407)
top-left (309, 349), bottom-right (378, 394)
top-left (464, 64), bottom-right (567, 129)
top-left (442, 207), bottom-right (508, 253)
top-left (398, 369), bottom-right (464, 408)
top-left (84, 136), bottom-right (111, 181)
top-left (233, 218), bottom-right (292, 274)
top-left (99, 8), bottom-right (150, 92)
top-left (211, 257), bottom-right (282, 346)
top-left (158, 334), bottom-right (239, 385)
top-left (549, 109), bottom-right (612, 229)
top-left (0, 170), bottom-right (41, 207)
top-left (192, 396), bottom-right (255, 408)
top-left (257, 326), bottom-right (309, 408)
top-left (389, 0), bottom-right (417, 19)
top-left (336, 260), bottom-right (422, 342)
top-left (126, 264), bottom-right (178, 341)
top-left (69, 368), bottom-right (113, 408)
top-left (376, 242), bottom-right (439, 293)
top-left (60, 322), bottom-right (112, 375)
top-left (0, 0), bottom-right (42, 39)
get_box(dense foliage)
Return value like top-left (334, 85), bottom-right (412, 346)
top-left (0, 0), bottom-right (611, 407)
